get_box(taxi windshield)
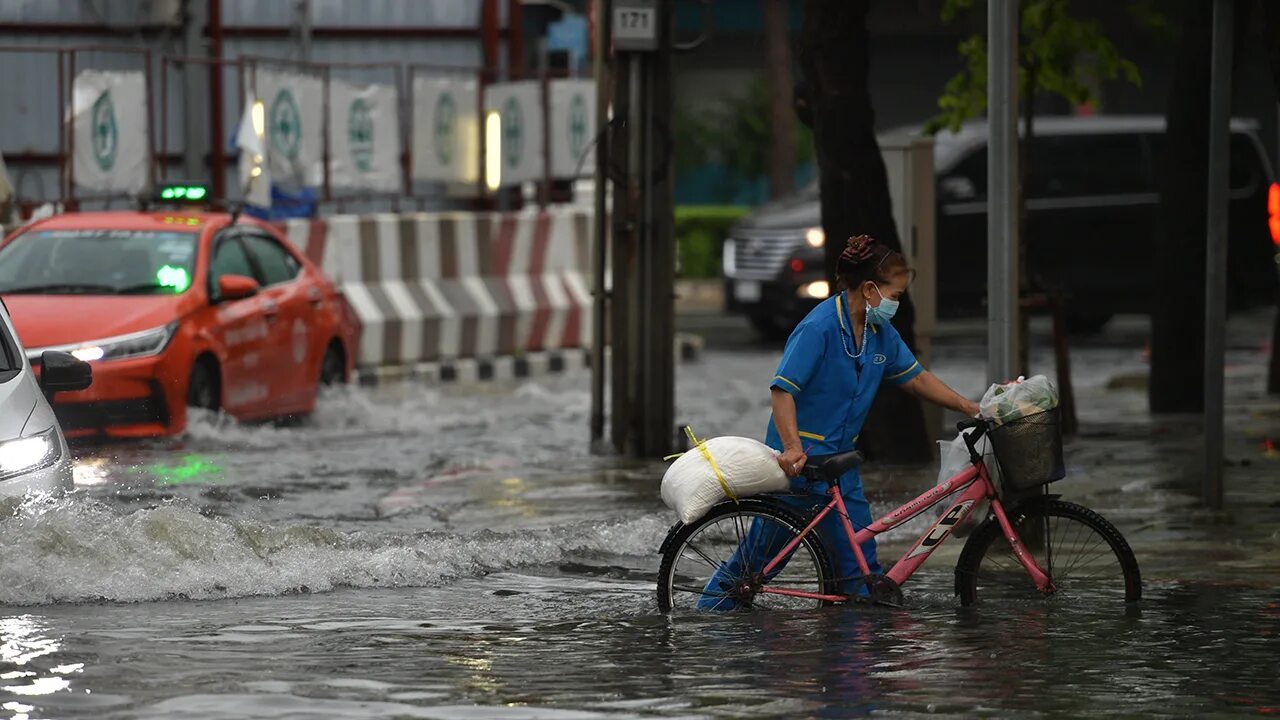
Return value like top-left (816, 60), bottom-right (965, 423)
top-left (0, 229), bottom-right (198, 295)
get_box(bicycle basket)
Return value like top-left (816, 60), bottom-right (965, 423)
top-left (988, 407), bottom-right (1066, 491)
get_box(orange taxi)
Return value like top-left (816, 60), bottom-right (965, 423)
top-left (0, 208), bottom-right (360, 438)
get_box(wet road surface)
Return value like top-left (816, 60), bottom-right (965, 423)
top-left (0, 314), bottom-right (1277, 718)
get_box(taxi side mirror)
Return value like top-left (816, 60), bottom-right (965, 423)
top-left (217, 274), bottom-right (260, 302)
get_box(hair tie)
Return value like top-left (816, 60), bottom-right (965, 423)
top-left (840, 235), bottom-right (876, 265)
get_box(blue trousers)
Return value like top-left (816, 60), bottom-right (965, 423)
top-left (697, 469), bottom-right (882, 610)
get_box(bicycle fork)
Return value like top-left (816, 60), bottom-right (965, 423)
top-left (989, 499), bottom-right (1055, 594)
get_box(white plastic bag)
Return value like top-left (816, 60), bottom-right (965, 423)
top-left (980, 374), bottom-right (1059, 427)
top-left (661, 436), bottom-right (789, 524)
top-left (937, 429), bottom-right (994, 485)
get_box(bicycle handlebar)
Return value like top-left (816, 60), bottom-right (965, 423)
top-left (956, 418), bottom-right (982, 432)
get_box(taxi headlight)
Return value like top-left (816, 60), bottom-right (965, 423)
top-left (0, 428), bottom-right (60, 479)
top-left (70, 322), bottom-right (178, 362)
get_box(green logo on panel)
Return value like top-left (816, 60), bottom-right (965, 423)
top-left (434, 92), bottom-right (456, 166)
top-left (347, 97), bottom-right (374, 172)
top-left (503, 96), bottom-right (523, 169)
top-left (91, 91), bottom-right (118, 171)
top-left (569, 93), bottom-right (588, 158)
top-left (269, 88), bottom-right (302, 160)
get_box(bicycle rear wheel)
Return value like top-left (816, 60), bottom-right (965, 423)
top-left (954, 499), bottom-right (1141, 607)
top-left (657, 498), bottom-right (835, 612)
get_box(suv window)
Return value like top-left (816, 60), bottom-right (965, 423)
top-left (1229, 133), bottom-right (1263, 192)
top-left (1146, 131), bottom-right (1262, 192)
top-left (1029, 133), bottom-right (1149, 198)
top-left (943, 146), bottom-right (987, 201)
top-left (243, 235), bottom-right (301, 286)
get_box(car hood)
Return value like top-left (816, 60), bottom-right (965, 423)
top-left (2, 295), bottom-right (184, 349)
top-left (0, 372), bottom-right (41, 440)
top-left (734, 184), bottom-right (822, 232)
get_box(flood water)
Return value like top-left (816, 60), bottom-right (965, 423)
top-left (1, 322), bottom-right (1277, 718)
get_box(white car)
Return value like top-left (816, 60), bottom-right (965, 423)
top-left (0, 298), bottom-right (89, 498)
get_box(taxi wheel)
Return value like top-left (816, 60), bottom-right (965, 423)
top-left (319, 343), bottom-right (346, 387)
top-left (187, 358), bottom-right (221, 411)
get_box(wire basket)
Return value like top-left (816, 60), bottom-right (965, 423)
top-left (988, 408), bottom-right (1066, 491)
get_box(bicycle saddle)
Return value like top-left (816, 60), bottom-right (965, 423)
top-left (800, 450), bottom-right (865, 483)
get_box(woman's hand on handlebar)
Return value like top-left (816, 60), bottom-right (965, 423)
top-left (777, 446), bottom-right (808, 478)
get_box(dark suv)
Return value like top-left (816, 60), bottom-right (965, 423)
top-left (723, 116), bottom-right (1279, 335)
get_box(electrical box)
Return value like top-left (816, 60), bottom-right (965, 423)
top-left (613, 0), bottom-right (659, 52)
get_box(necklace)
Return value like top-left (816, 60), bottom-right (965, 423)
top-left (838, 293), bottom-right (869, 360)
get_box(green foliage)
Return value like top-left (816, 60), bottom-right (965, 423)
top-left (674, 76), bottom-right (815, 196)
top-left (926, 0), bottom-right (1146, 135)
top-left (675, 205), bottom-right (749, 278)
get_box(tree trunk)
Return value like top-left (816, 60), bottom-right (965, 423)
top-left (1151, 0), bottom-right (1214, 414)
top-left (762, 0), bottom-right (796, 199)
top-left (1260, 0), bottom-right (1280, 394)
top-left (799, 0), bottom-right (932, 462)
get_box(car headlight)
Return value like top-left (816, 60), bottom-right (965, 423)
top-left (0, 428), bottom-right (61, 480)
top-left (798, 280), bottom-right (831, 299)
top-left (66, 322), bottom-right (179, 362)
top-left (805, 227), bottom-right (825, 248)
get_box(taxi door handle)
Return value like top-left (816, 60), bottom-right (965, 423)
top-left (307, 288), bottom-right (324, 308)
top-left (261, 300), bottom-right (279, 322)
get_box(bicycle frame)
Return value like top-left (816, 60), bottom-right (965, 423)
top-left (758, 459), bottom-right (1053, 603)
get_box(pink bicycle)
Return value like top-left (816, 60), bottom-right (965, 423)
top-left (657, 416), bottom-right (1142, 610)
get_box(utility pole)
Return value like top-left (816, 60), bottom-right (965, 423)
top-left (1203, 0), bottom-right (1234, 509)
top-left (294, 0), bottom-right (312, 63)
top-left (595, 0), bottom-right (676, 458)
top-left (181, 0), bottom-right (206, 180)
top-left (987, 0), bottom-right (1019, 384)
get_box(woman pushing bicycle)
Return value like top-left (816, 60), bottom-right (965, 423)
top-left (698, 235), bottom-right (980, 609)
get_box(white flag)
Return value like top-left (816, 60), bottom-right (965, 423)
top-left (483, 81), bottom-right (543, 187)
top-left (69, 70), bottom-right (149, 194)
top-left (411, 75), bottom-right (480, 185)
top-left (235, 98), bottom-right (272, 208)
top-left (254, 69), bottom-right (324, 189)
top-left (329, 81), bottom-right (401, 192)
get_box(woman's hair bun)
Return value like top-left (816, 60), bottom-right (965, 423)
top-left (840, 234), bottom-right (876, 265)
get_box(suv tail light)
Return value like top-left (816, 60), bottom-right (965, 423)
top-left (1269, 182), bottom-right (1279, 246)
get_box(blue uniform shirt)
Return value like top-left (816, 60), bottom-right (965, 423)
top-left (765, 292), bottom-right (924, 455)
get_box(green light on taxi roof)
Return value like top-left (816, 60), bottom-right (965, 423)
top-left (159, 184), bottom-right (208, 201)
top-left (156, 265), bottom-right (190, 293)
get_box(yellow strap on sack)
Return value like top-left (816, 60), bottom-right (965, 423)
top-left (681, 426), bottom-right (737, 503)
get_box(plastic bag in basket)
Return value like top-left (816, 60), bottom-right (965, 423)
top-left (980, 375), bottom-right (1059, 427)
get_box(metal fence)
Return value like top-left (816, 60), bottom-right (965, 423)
top-left (1, 42), bottom-right (591, 218)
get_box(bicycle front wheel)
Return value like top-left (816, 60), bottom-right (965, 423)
top-left (657, 498), bottom-right (835, 612)
top-left (954, 499), bottom-right (1142, 607)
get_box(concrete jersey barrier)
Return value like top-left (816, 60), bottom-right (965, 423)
top-left (281, 208), bottom-right (595, 370)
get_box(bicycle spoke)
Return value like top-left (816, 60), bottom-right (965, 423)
top-left (682, 541), bottom-right (722, 571)
top-left (732, 514), bottom-right (750, 569)
top-left (960, 503), bottom-right (1137, 606)
top-left (661, 507), bottom-right (828, 612)
top-left (1060, 534), bottom-right (1108, 579)
top-left (671, 583), bottom-right (730, 599)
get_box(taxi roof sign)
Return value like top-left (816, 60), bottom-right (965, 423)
top-left (157, 183), bottom-right (209, 202)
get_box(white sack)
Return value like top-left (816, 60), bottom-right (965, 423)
top-left (661, 436), bottom-right (789, 524)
